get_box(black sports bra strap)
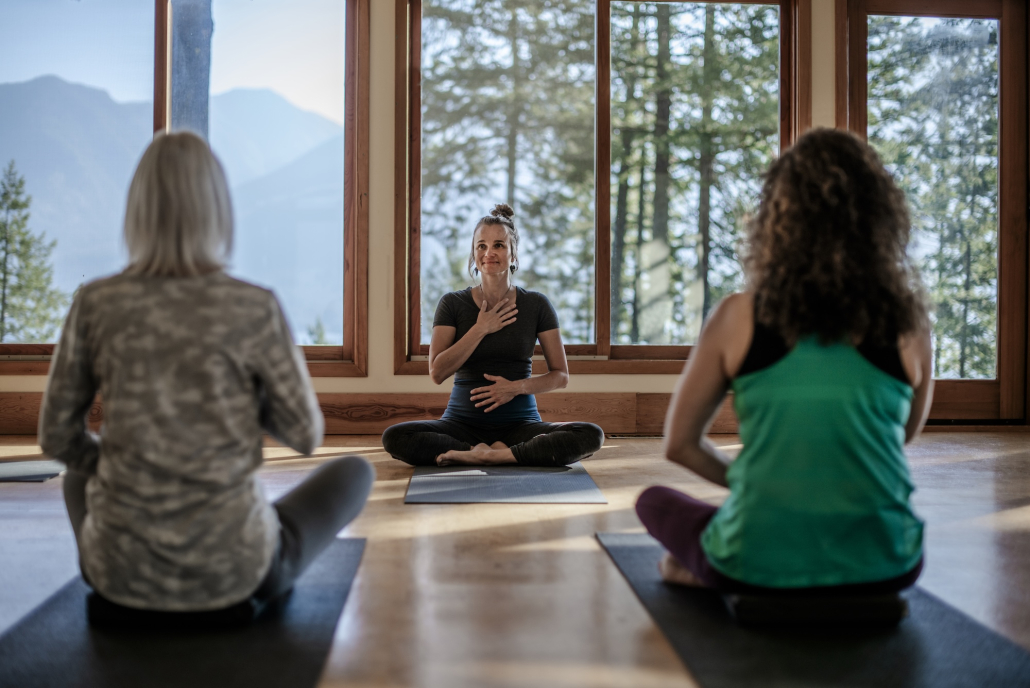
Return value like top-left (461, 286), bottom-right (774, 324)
top-left (857, 337), bottom-right (910, 385)
top-left (734, 298), bottom-right (911, 385)
top-left (735, 300), bottom-right (790, 379)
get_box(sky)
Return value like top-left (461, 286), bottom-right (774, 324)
top-left (0, 0), bottom-right (346, 123)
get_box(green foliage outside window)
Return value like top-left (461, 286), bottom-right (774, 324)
top-left (419, 0), bottom-right (596, 344)
top-left (868, 17), bottom-right (999, 380)
top-left (610, 2), bottom-right (779, 345)
top-left (0, 161), bottom-right (68, 343)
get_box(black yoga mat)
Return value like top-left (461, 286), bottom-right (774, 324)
top-left (0, 537), bottom-right (365, 688)
top-left (597, 532), bottom-right (1030, 688)
top-left (405, 461), bottom-right (606, 504)
top-left (0, 460), bottom-right (63, 482)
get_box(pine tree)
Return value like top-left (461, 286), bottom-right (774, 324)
top-left (307, 317), bottom-right (331, 346)
top-left (868, 18), bottom-right (999, 379)
top-left (419, 0), bottom-right (596, 343)
top-left (0, 161), bottom-right (68, 343)
top-left (610, 3), bottom-right (779, 344)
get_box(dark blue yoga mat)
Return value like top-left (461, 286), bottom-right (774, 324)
top-left (597, 532), bottom-right (1030, 688)
top-left (0, 537), bottom-right (365, 688)
top-left (0, 460), bottom-right (63, 482)
top-left (405, 461), bottom-right (606, 504)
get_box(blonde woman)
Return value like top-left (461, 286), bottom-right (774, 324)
top-left (40, 131), bottom-right (372, 620)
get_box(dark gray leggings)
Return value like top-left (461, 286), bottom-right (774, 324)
top-left (63, 456), bottom-right (375, 607)
top-left (382, 418), bottom-right (605, 468)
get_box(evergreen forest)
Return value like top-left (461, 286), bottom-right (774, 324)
top-left (868, 17), bottom-right (999, 380)
top-left (420, 2), bottom-right (1000, 380)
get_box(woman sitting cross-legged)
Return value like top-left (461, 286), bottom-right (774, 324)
top-left (382, 204), bottom-right (604, 467)
top-left (637, 128), bottom-right (933, 595)
top-left (39, 131), bottom-right (373, 619)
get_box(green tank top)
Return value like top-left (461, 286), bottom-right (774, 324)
top-left (700, 337), bottom-right (924, 588)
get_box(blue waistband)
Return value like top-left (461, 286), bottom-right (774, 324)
top-left (441, 381), bottom-right (541, 425)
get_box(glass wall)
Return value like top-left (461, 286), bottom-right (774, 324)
top-left (0, 0), bottom-right (154, 343)
top-left (419, 0), bottom-right (596, 344)
top-left (867, 16), bottom-right (999, 379)
top-left (170, 0), bottom-right (346, 345)
top-left (610, 2), bottom-right (779, 345)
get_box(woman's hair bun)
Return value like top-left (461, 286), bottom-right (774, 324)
top-left (490, 203), bottom-right (515, 220)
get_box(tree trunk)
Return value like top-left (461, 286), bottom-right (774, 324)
top-left (171, 0), bottom-right (214, 138)
top-left (611, 6), bottom-right (643, 338)
top-left (698, 5), bottom-right (717, 319)
top-left (0, 207), bottom-right (9, 342)
top-left (505, 8), bottom-right (521, 208)
top-left (959, 236), bottom-right (971, 378)
top-left (630, 162), bottom-right (647, 343)
top-left (639, 3), bottom-right (673, 344)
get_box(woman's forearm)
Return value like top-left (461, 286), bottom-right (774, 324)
top-left (513, 369), bottom-right (569, 396)
top-left (430, 325), bottom-right (487, 383)
top-left (666, 438), bottom-right (731, 487)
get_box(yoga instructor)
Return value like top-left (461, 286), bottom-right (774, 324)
top-left (382, 204), bottom-right (604, 467)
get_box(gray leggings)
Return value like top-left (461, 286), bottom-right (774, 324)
top-left (382, 418), bottom-right (605, 468)
top-left (64, 456), bottom-right (374, 608)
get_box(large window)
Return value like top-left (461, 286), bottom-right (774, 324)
top-left (842, 0), bottom-right (1027, 419)
top-left (417, 0), bottom-right (596, 346)
top-left (610, 2), bottom-right (780, 346)
top-left (169, 0), bottom-right (363, 368)
top-left (0, 0), bottom-right (368, 375)
top-left (396, 0), bottom-right (800, 372)
top-left (0, 0), bottom-right (154, 344)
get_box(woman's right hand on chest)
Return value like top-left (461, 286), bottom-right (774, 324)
top-left (475, 297), bottom-right (518, 335)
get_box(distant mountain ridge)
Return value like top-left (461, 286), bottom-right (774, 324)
top-left (0, 76), bottom-right (345, 341)
top-left (210, 88), bottom-right (342, 186)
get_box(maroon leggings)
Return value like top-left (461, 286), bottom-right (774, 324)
top-left (635, 485), bottom-right (922, 595)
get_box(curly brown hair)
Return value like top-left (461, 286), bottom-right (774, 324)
top-left (743, 128), bottom-right (928, 346)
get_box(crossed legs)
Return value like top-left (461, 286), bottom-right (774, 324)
top-left (382, 419), bottom-right (605, 468)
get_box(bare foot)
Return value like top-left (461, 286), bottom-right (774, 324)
top-left (436, 443), bottom-right (516, 466)
top-left (658, 552), bottom-right (705, 587)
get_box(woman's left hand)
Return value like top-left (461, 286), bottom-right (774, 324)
top-left (470, 374), bottom-right (521, 413)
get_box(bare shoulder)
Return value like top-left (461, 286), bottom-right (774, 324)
top-left (898, 326), bottom-right (932, 387)
top-left (704, 292), bottom-right (753, 336)
top-left (701, 292), bottom-right (754, 379)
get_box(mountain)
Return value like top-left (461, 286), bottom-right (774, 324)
top-left (0, 76), bottom-right (151, 291)
top-left (0, 76), bottom-right (346, 341)
top-left (210, 89), bottom-right (342, 186)
top-left (231, 134), bottom-right (345, 341)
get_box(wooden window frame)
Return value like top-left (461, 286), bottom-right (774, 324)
top-left (0, 0), bottom-right (370, 377)
top-left (836, 0), bottom-right (1029, 421)
top-left (394, 0), bottom-right (808, 375)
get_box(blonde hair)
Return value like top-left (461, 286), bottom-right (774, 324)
top-left (123, 131), bottom-right (233, 277)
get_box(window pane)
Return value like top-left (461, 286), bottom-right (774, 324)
top-left (171, 0), bottom-right (346, 345)
top-left (867, 17), bottom-right (999, 379)
top-left (419, 0), bottom-right (596, 344)
top-left (610, 2), bottom-right (779, 345)
top-left (0, 0), bottom-right (153, 343)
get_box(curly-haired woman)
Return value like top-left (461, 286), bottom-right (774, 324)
top-left (637, 128), bottom-right (933, 595)
top-left (382, 204), bottom-right (604, 467)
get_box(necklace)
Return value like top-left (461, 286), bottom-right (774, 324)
top-left (479, 283), bottom-right (513, 310)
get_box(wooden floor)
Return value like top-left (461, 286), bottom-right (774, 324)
top-left (1, 432), bottom-right (1029, 687)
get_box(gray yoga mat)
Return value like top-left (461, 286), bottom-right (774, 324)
top-left (405, 461), bottom-right (606, 504)
top-left (597, 532), bottom-right (1030, 688)
top-left (0, 460), bottom-right (63, 482)
top-left (0, 537), bottom-right (365, 688)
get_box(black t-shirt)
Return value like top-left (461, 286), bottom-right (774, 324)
top-left (433, 286), bottom-right (560, 385)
